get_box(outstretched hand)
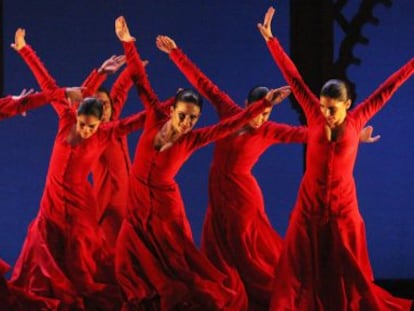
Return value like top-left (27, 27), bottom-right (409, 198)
top-left (156, 35), bottom-right (177, 54)
top-left (12, 88), bottom-right (34, 116)
top-left (98, 55), bottom-right (126, 74)
top-left (115, 16), bottom-right (136, 42)
top-left (360, 125), bottom-right (381, 143)
top-left (265, 86), bottom-right (291, 106)
top-left (257, 7), bottom-right (275, 41)
top-left (11, 28), bottom-right (27, 51)
top-left (11, 88), bottom-right (35, 100)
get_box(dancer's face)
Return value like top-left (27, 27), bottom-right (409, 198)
top-left (320, 96), bottom-right (351, 128)
top-left (76, 114), bottom-right (101, 139)
top-left (96, 91), bottom-right (112, 122)
top-left (248, 106), bottom-right (272, 129)
top-left (170, 101), bottom-right (201, 135)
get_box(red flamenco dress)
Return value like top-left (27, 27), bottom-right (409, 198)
top-left (83, 66), bottom-right (174, 247)
top-left (83, 67), bottom-right (134, 247)
top-left (266, 37), bottom-right (413, 310)
top-left (115, 40), bottom-right (275, 311)
top-left (10, 44), bottom-right (147, 310)
top-left (168, 47), bottom-right (307, 311)
top-left (1, 90), bottom-right (66, 311)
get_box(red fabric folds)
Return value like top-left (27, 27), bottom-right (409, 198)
top-left (266, 37), bottom-right (413, 311)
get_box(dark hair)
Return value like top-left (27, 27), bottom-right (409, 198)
top-left (97, 87), bottom-right (112, 104)
top-left (246, 86), bottom-right (269, 105)
top-left (174, 88), bottom-right (203, 111)
top-left (77, 97), bottom-right (104, 119)
top-left (320, 79), bottom-right (350, 102)
top-left (96, 87), bottom-right (113, 119)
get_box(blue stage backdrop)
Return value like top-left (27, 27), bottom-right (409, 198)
top-left (1, 1), bottom-right (413, 279)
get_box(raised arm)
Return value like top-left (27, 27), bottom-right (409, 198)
top-left (11, 28), bottom-right (73, 116)
top-left (110, 59), bottom-right (152, 120)
top-left (188, 86), bottom-right (291, 149)
top-left (11, 28), bottom-right (58, 91)
top-left (258, 7), bottom-right (320, 121)
top-left (82, 55), bottom-right (126, 97)
top-left (156, 35), bottom-right (241, 119)
top-left (109, 67), bottom-right (133, 120)
top-left (115, 16), bottom-right (161, 111)
top-left (352, 57), bottom-right (414, 128)
top-left (81, 69), bottom-right (106, 97)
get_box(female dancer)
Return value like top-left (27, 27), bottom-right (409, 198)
top-left (156, 35), bottom-right (380, 311)
top-left (156, 35), bottom-right (306, 311)
top-left (0, 87), bottom-right (81, 310)
top-left (82, 57), bottom-right (135, 247)
top-left (258, 7), bottom-right (413, 310)
top-left (79, 54), bottom-right (174, 248)
top-left (10, 29), bottom-right (151, 310)
top-left (114, 16), bottom-right (290, 311)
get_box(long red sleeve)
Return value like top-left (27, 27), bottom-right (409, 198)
top-left (352, 57), bottom-right (414, 128)
top-left (0, 88), bottom-right (66, 120)
top-left (104, 110), bottom-right (147, 138)
top-left (81, 69), bottom-right (107, 97)
top-left (82, 67), bottom-right (134, 120)
top-left (188, 97), bottom-right (272, 150)
top-left (122, 41), bottom-right (161, 111)
top-left (82, 66), bottom-right (133, 120)
top-left (266, 37), bottom-right (320, 122)
top-left (18, 45), bottom-right (58, 91)
top-left (17, 45), bottom-right (70, 117)
top-left (262, 122), bottom-right (307, 144)
top-left (110, 68), bottom-right (134, 120)
top-left (169, 48), bottom-right (241, 119)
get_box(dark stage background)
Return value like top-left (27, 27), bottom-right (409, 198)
top-left (0, 1), bottom-right (413, 281)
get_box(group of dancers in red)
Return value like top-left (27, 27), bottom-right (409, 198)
top-left (1, 6), bottom-right (413, 311)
